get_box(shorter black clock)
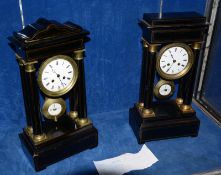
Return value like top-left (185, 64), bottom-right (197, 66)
top-left (129, 12), bottom-right (208, 143)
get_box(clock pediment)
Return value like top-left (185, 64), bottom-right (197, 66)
top-left (8, 18), bottom-right (89, 61)
top-left (12, 18), bottom-right (87, 44)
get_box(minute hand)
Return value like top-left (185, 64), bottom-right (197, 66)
top-left (49, 66), bottom-right (65, 87)
top-left (169, 50), bottom-right (175, 60)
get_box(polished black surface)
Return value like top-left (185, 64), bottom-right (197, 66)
top-left (18, 63), bottom-right (32, 127)
top-left (184, 48), bottom-right (201, 105)
top-left (143, 12), bottom-right (206, 26)
top-left (144, 51), bottom-right (157, 109)
top-left (25, 69), bottom-right (43, 135)
top-left (139, 44), bottom-right (148, 104)
top-left (140, 12), bottom-right (208, 44)
top-left (70, 59), bottom-right (87, 118)
top-left (8, 18), bottom-right (90, 61)
top-left (20, 121), bottom-right (98, 171)
top-left (129, 101), bottom-right (200, 143)
top-left (177, 78), bottom-right (185, 100)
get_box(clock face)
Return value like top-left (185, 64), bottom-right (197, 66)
top-left (156, 43), bottom-right (194, 80)
top-left (154, 80), bottom-right (174, 99)
top-left (159, 84), bottom-right (172, 96)
top-left (48, 103), bottom-right (62, 116)
top-left (38, 55), bottom-right (78, 97)
top-left (42, 98), bottom-right (66, 121)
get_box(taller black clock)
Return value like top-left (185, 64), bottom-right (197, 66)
top-left (8, 18), bottom-right (98, 171)
top-left (129, 12), bottom-right (208, 143)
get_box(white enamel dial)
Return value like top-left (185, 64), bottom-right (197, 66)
top-left (42, 98), bottom-right (66, 121)
top-left (156, 43), bottom-right (194, 80)
top-left (154, 80), bottom-right (174, 99)
top-left (48, 103), bottom-right (62, 116)
top-left (160, 47), bottom-right (188, 75)
top-left (41, 59), bottom-right (74, 92)
top-left (159, 84), bottom-right (172, 96)
top-left (38, 55), bottom-right (78, 97)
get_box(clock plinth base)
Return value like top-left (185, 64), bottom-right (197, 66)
top-left (129, 101), bottom-right (200, 144)
top-left (19, 119), bottom-right (98, 171)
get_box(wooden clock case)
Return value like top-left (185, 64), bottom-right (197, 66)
top-left (129, 12), bottom-right (208, 144)
top-left (8, 18), bottom-right (98, 171)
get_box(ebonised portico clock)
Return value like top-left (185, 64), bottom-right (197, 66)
top-left (129, 12), bottom-right (208, 143)
top-left (8, 18), bottom-right (98, 171)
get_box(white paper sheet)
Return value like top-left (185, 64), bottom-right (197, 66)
top-left (93, 145), bottom-right (158, 175)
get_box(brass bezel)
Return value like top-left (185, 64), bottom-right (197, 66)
top-left (38, 55), bottom-right (78, 97)
top-left (42, 98), bottom-right (66, 121)
top-left (154, 79), bottom-right (175, 99)
top-left (156, 43), bottom-right (194, 80)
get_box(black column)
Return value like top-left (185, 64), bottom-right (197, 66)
top-left (177, 78), bottom-right (185, 101)
top-left (183, 43), bottom-right (201, 105)
top-left (144, 45), bottom-right (157, 109)
top-left (16, 56), bottom-right (32, 128)
top-left (139, 41), bottom-right (148, 105)
top-left (70, 81), bottom-right (78, 112)
top-left (70, 50), bottom-right (87, 118)
top-left (25, 63), bottom-right (43, 135)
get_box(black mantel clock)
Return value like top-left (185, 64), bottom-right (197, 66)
top-left (8, 18), bottom-right (98, 171)
top-left (129, 12), bottom-right (208, 143)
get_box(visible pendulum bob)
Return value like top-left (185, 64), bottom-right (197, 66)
top-left (8, 18), bottom-right (98, 171)
top-left (129, 12), bottom-right (208, 143)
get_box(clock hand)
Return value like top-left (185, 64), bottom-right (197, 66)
top-left (166, 63), bottom-right (174, 72)
top-left (49, 66), bottom-right (65, 87)
top-left (169, 50), bottom-right (175, 60)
